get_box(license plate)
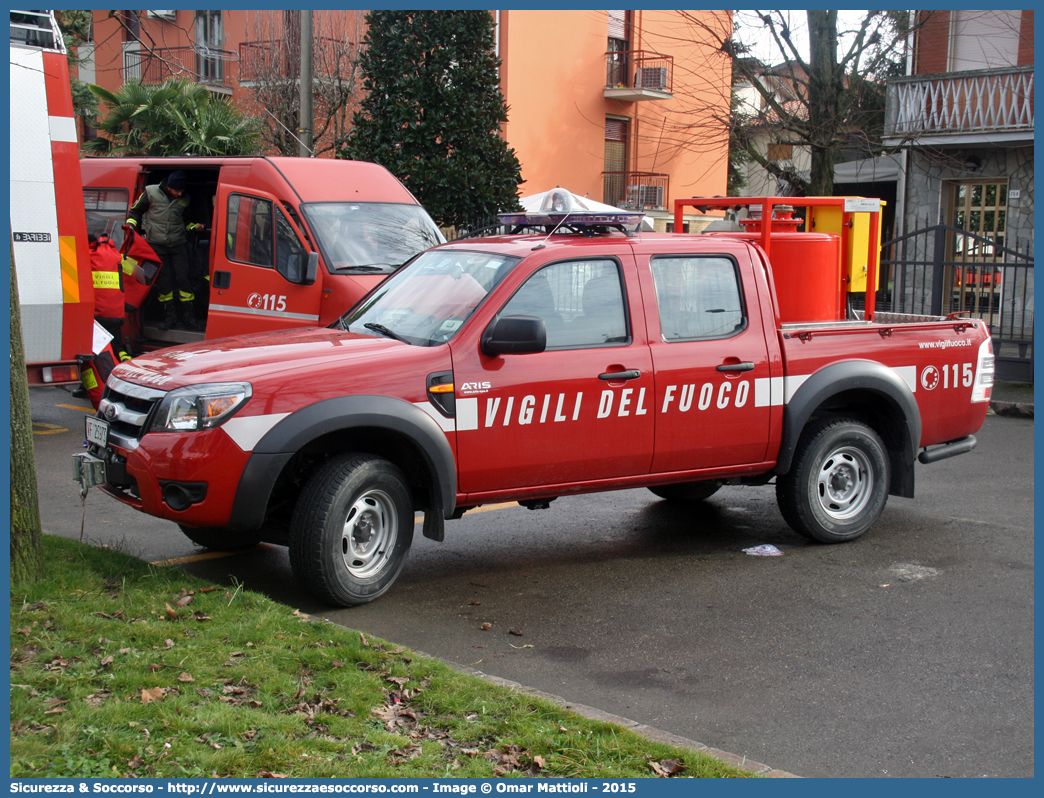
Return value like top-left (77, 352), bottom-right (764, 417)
top-left (85, 416), bottom-right (109, 448)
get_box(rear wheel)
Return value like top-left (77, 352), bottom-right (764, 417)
top-left (648, 481), bottom-right (722, 503)
top-left (776, 419), bottom-right (889, 543)
top-left (288, 454), bottom-right (414, 607)
top-left (178, 525), bottom-right (260, 551)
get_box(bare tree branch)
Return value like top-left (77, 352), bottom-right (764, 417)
top-left (238, 10), bottom-right (364, 156)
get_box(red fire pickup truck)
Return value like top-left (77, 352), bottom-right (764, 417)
top-left (74, 197), bottom-right (993, 607)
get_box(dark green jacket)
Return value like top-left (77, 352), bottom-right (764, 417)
top-left (128, 182), bottom-right (190, 247)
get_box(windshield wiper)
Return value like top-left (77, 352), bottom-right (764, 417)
top-left (363, 322), bottom-right (407, 343)
top-left (335, 263), bottom-right (397, 273)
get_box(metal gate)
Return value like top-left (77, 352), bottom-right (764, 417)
top-left (875, 224), bottom-right (1034, 383)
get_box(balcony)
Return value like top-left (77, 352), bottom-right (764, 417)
top-left (124, 45), bottom-right (237, 90)
top-left (604, 50), bottom-right (673, 101)
top-left (884, 66), bottom-right (1034, 147)
top-left (239, 38), bottom-right (356, 83)
top-left (603, 172), bottom-right (670, 211)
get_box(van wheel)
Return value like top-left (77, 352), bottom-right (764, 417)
top-left (289, 454), bottom-right (414, 607)
top-left (776, 419), bottom-right (889, 543)
top-left (178, 525), bottom-right (260, 551)
top-left (648, 481), bottom-right (722, 502)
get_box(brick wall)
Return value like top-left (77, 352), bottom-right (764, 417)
top-left (915, 11), bottom-right (950, 75)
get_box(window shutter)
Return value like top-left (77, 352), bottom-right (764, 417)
top-left (605, 118), bottom-right (627, 142)
top-left (608, 10), bottom-right (626, 40)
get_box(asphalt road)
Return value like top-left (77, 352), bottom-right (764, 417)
top-left (33, 385), bottom-right (1034, 777)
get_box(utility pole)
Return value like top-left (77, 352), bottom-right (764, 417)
top-left (298, 9), bottom-right (314, 156)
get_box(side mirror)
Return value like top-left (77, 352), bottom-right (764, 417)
top-left (481, 315), bottom-right (546, 356)
top-left (278, 250), bottom-right (319, 285)
top-left (303, 251), bottom-right (319, 285)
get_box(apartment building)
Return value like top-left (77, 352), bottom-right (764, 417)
top-left (883, 10), bottom-right (1034, 381)
top-left (85, 10), bottom-right (730, 228)
top-left (495, 9), bottom-right (731, 229)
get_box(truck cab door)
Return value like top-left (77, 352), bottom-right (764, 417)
top-left (639, 250), bottom-right (773, 472)
top-left (207, 183), bottom-right (321, 338)
top-left (452, 253), bottom-right (654, 495)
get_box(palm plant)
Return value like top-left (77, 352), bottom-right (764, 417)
top-left (84, 78), bottom-right (259, 156)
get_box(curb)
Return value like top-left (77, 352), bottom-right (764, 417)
top-left (989, 400), bottom-right (1033, 419)
top-left (430, 654), bottom-right (801, 778)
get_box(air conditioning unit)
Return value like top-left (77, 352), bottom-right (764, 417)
top-left (626, 184), bottom-right (664, 209)
top-left (638, 66), bottom-right (668, 91)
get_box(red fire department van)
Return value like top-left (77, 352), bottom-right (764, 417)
top-left (80, 156), bottom-right (445, 348)
top-left (74, 196), bottom-right (993, 607)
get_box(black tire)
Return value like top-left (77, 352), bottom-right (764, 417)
top-left (648, 481), bottom-right (722, 503)
top-left (776, 418), bottom-right (890, 543)
top-left (288, 454), bottom-right (414, 607)
top-left (178, 525), bottom-right (260, 551)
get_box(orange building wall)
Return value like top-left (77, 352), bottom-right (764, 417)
top-left (499, 9), bottom-right (730, 208)
top-left (499, 10), bottom-right (611, 200)
top-left (628, 10), bottom-right (731, 199)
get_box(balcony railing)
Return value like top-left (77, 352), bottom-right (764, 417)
top-left (124, 45), bottom-right (237, 88)
top-left (239, 38), bottom-right (357, 82)
top-left (604, 50), bottom-right (673, 101)
top-left (884, 66), bottom-right (1034, 144)
top-left (603, 172), bottom-right (670, 211)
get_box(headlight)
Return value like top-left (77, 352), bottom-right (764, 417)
top-left (150, 383), bottom-right (252, 432)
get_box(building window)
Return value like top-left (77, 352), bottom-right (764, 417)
top-left (951, 180), bottom-right (1008, 251)
top-left (603, 117), bottom-right (629, 207)
top-left (606, 10), bottom-right (629, 88)
top-left (949, 10), bottom-right (1021, 71)
top-left (194, 10), bottom-right (223, 83)
top-left (122, 41), bottom-right (141, 83)
top-left (948, 179), bottom-right (1009, 315)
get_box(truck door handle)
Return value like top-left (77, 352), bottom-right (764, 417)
top-left (213, 270), bottom-right (231, 289)
top-left (716, 361), bottom-right (755, 372)
top-left (599, 369), bottom-right (641, 381)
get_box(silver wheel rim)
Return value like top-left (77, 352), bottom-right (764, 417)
top-left (341, 489), bottom-right (397, 579)
top-left (816, 445), bottom-right (874, 521)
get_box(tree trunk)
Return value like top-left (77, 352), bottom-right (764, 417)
top-left (806, 10), bottom-right (841, 196)
top-left (10, 240), bottom-right (44, 585)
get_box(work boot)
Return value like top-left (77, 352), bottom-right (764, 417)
top-left (157, 301), bottom-right (177, 331)
top-left (180, 302), bottom-right (204, 332)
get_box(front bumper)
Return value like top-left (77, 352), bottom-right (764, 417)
top-left (74, 426), bottom-right (253, 526)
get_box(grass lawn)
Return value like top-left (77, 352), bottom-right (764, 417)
top-left (10, 535), bottom-right (751, 780)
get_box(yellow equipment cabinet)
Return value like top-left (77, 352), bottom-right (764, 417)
top-left (808, 198), bottom-right (884, 293)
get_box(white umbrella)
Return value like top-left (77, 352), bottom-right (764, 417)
top-left (508, 188), bottom-right (655, 231)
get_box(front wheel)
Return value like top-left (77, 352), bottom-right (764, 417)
top-left (288, 454), bottom-right (414, 607)
top-left (776, 419), bottom-right (889, 543)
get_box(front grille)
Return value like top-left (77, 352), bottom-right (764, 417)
top-left (97, 376), bottom-right (168, 448)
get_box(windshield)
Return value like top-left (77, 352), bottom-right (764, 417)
top-left (302, 202), bottom-right (445, 274)
top-left (341, 249), bottom-right (521, 346)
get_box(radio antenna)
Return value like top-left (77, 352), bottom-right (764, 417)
top-left (533, 193), bottom-right (588, 250)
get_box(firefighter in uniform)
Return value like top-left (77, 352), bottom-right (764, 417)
top-left (126, 170), bottom-right (204, 331)
top-left (88, 233), bottom-right (131, 359)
